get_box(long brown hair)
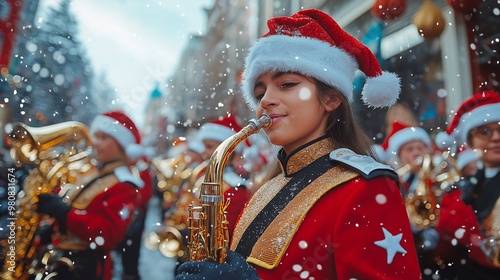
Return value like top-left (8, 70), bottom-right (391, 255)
top-left (315, 79), bottom-right (374, 157)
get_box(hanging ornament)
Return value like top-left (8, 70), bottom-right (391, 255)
top-left (413, 0), bottom-right (446, 39)
top-left (371, 0), bottom-right (407, 21)
top-left (447, 0), bottom-right (482, 14)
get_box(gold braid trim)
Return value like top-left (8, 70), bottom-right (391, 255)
top-left (245, 165), bottom-right (358, 269)
top-left (70, 175), bottom-right (119, 209)
top-left (63, 161), bottom-right (127, 209)
top-left (230, 174), bottom-right (290, 250)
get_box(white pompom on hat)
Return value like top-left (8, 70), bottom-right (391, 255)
top-left (241, 8), bottom-right (400, 110)
top-left (435, 90), bottom-right (500, 150)
top-left (90, 110), bottom-right (146, 160)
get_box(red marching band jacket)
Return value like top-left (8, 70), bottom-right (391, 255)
top-left (231, 138), bottom-right (422, 279)
top-left (55, 161), bottom-right (144, 280)
top-left (436, 188), bottom-right (499, 268)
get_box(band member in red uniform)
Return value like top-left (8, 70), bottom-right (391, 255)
top-left (115, 158), bottom-right (154, 280)
top-left (374, 121), bottom-right (467, 279)
top-left (176, 9), bottom-right (421, 280)
top-left (36, 110), bottom-right (146, 280)
top-left (374, 121), bottom-right (432, 192)
top-left (435, 90), bottom-right (500, 279)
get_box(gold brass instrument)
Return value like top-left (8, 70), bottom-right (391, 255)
top-left (432, 150), bottom-right (461, 190)
top-left (1, 121), bottom-right (97, 280)
top-left (480, 236), bottom-right (500, 267)
top-left (144, 160), bottom-right (208, 261)
top-left (152, 155), bottom-right (192, 211)
top-left (187, 114), bottom-right (271, 263)
top-left (403, 154), bottom-right (440, 230)
top-left (401, 151), bottom-right (463, 231)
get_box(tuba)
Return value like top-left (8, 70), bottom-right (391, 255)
top-left (187, 114), bottom-right (271, 263)
top-left (1, 121), bottom-right (97, 280)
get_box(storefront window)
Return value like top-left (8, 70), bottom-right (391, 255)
top-left (385, 40), bottom-right (446, 134)
top-left (352, 29), bottom-right (447, 143)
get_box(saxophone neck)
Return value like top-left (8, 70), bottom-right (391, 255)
top-left (201, 115), bottom-right (271, 193)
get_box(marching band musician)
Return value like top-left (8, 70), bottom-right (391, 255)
top-left (375, 121), bottom-right (460, 279)
top-left (175, 9), bottom-right (421, 279)
top-left (435, 90), bottom-right (500, 279)
top-left (115, 157), bottom-right (154, 280)
top-left (35, 110), bottom-right (147, 280)
top-left (375, 121), bottom-right (433, 194)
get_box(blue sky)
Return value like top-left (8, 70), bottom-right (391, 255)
top-left (40, 0), bottom-right (214, 126)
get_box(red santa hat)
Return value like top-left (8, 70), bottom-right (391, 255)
top-left (455, 145), bottom-right (479, 171)
top-left (241, 8), bottom-right (400, 110)
top-left (90, 110), bottom-right (148, 160)
top-left (198, 115), bottom-right (244, 148)
top-left (377, 121), bottom-right (431, 162)
top-left (435, 90), bottom-right (500, 149)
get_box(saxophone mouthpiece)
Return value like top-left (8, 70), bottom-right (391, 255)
top-left (259, 114), bottom-right (272, 128)
top-left (250, 114), bottom-right (272, 129)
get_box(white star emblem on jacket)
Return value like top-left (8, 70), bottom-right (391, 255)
top-left (374, 227), bottom-right (407, 264)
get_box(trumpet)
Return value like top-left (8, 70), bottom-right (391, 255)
top-left (187, 114), bottom-right (271, 263)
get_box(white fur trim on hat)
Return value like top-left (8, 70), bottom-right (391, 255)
top-left (388, 127), bottom-right (431, 156)
top-left (242, 35), bottom-right (357, 110)
top-left (188, 139), bottom-right (205, 154)
top-left (456, 149), bottom-right (479, 170)
top-left (456, 103), bottom-right (500, 146)
top-left (123, 146), bottom-right (156, 160)
top-left (91, 115), bottom-right (144, 159)
top-left (198, 123), bottom-right (236, 143)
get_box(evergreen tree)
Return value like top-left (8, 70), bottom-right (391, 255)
top-left (9, 0), bottom-right (101, 126)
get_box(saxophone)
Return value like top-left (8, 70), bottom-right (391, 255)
top-left (187, 114), bottom-right (271, 263)
top-left (1, 121), bottom-right (97, 280)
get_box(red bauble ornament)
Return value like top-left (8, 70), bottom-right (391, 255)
top-left (447, 0), bottom-right (482, 14)
top-left (371, 0), bottom-right (407, 21)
